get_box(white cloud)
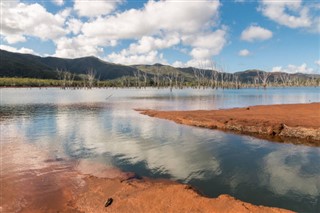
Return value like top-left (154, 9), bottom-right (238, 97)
top-left (53, 35), bottom-right (117, 58)
top-left (127, 34), bottom-right (180, 55)
top-left (104, 35), bottom-right (178, 65)
top-left (238, 49), bottom-right (250, 56)
top-left (104, 26), bottom-right (227, 65)
top-left (183, 28), bottom-right (227, 60)
top-left (81, 0), bottom-right (220, 40)
top-left (96, 1), bottom-right (224, 64)
top-left (73, 0), bottom-right (122, 17)
top-left (66, 18), bottom-right (83, 35)
top-left (271, 66), bottom-right (282, 72)
top-left (315, 60), bottom-right (320, 66)
top-left (52, 0), bottom-right (64, 6)
top-left (172, 61), bottom-right (185, 68)
top-left (0, 44), bottom-right (36, 54)
top-left (106, 50), bottom-right (166, 65)
top-left (1, 2), bottom-right (68, 43)
top-left (240, 25), bottom-right (273, 42)
top-left (259, 0), bottom-right (310, 28)
top-left (1, 0), bottom-right (226, 62)
top-left (4, 34), bottom-right (26, 44)
top-left (272, 63), bottom-right (315, 74)
top-left (171, 59), bottom-right (214, 69)
top-left (185, 28), bottom-right (227, 47)
top-left (259, 0), bottom-right (319, 33)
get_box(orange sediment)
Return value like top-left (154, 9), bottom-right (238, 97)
top-left (138, 103), bottom-right (320, 146)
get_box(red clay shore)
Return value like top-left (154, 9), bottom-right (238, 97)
top-left (1, 142), bottom-right (294, 213)
top-left (138, 103), bottom-right (320, 146)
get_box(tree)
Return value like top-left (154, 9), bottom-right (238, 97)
top-left (257, 71), bottom-right (271, 88)
top-left (86, 68), bottom-right (96, 89)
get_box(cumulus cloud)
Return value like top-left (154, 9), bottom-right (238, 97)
top-left (315, 60), bottom-right (320, 66)
top-left (240, 25), bottom-right (273, 42)
top-left (259, 0), bottom-right (310, 28)
top-left (172, 59), bottom-right (214, 69)
top-left (53, 35), bottom-right (117, 58)
top-left (106, 50), bottom-right (166, 65)
top-left (104, 35), bottom-right (178, 64)
top-left (0, 44), bottom-right (36, 54)
top-left (238, 49), bottom-right (250, 56)
top-left (99, 1), bottom-right (224, 65)
top-left (2, 0), bottom-right (226, 63)
top-left (182, 28), bottom-right (227, 60)
top-left (272, 63), bottom-right (315, 74)
top-left (271, 66), bottom-right (283, 72)
top-left (73, 0), bottom-right (122, 17)
top-left (104, 26), bottom-right (227, 65)
top-left (1, 1), bottom-right (68, 43)
top-left (81, 0), bottom-right (220, 40)
top-left (127, 34), bottom-right (180, 55)
top-left (259, 0), bottom-right (319, 33)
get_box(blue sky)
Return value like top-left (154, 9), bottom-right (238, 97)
top-left (1, 0), bottom-right (319, 73)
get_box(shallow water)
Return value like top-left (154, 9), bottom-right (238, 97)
top-left (1, 87), bottom-right (320, 212)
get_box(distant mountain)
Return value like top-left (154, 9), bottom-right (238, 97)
top-left (0, 49), bottom-right (138, 80)
top-left (1, 49), bottom-right (318, 83)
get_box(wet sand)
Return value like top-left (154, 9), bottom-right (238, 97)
top-left (0, 141), bottom-right (294, 213)
top-left (138, 103), bottom-right (320, 146)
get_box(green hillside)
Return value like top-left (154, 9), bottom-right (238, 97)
top-left (1, 49), bottom-right (319, 88)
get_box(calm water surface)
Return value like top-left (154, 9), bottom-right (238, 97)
top-left (1, 87), bottom-right (320, 212)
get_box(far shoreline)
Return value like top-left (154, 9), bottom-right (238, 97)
top-left (138, 103), bottom-right (320, 146)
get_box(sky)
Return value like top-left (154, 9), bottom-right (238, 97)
top-left (1, 0), bottom-right (319, 73)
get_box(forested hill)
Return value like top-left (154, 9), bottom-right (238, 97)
top-left (1, 49), bottom-right (318, 84)
top-left (0, 49), bottom-right (137, 80)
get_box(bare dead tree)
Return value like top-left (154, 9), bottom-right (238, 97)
top-left (193, 67), bottom-right (201, 89)
top-left (233, 73), bottom-right (239, 89)
top-left (179, 75), bottom-right (184, 89)
top-left (198, 63), bottom-right (207, 89)
top-left (280, 73), bottom-right (290, 86)
top-left (257, 71), bottom-right (271, 88)
top-left (155, 66), bottom-right (161, 89)
top-left (174, 70), bottom-right (180, 88)
top-left (86, 68), bottom-right (96, 89)
top-left (165, 70), bottom-right (174, 92)
top-left (57, 68), bottom-right (65, 89)
top-left (133, 70), bottom-right (141, 88)
top-left (142, 71), bottom-right (148, 88)
top-left (253, 76), bottom-right (259, 87)
top-left (66, 72), bottom-right (75, 88)
top-left (209, 61), bottom-right (217, 89)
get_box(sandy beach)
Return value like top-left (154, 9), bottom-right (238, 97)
top-left (138, 103), bottom-right (320, 146)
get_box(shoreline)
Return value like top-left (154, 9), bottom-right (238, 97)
top-left (138, 103), bottom-right (320, 146)
top-left (1, 142), bottom-right (294, 213)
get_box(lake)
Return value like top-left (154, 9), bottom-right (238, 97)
top-left (1, 87), bottom-right (320, 212)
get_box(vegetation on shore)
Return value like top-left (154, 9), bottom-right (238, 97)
top-left (1, 69), bottom-right (319, 89)
top-left (1, 49), bottom-right (319, 89)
